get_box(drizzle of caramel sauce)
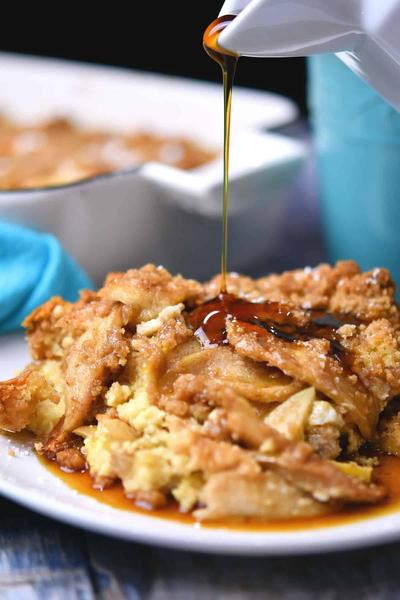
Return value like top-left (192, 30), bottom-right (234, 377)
top-left (39, 454), bottom-right (400, 532)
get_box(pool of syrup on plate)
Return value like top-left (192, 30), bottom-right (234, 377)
top-left (40, 454), bottom-right (400, 531)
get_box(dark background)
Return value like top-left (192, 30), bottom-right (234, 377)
top-left (0, 3), bottom-right (307, 114)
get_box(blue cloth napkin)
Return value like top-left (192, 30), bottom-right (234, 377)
top-left (0, 222), bottom-right (94, 333)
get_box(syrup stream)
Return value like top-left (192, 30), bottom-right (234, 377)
top-left (203, 15), bottom-right (238, 293)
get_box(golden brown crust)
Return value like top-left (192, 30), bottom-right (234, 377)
top-left (23, 297), bottom-right (73, 360)
top-left (227, 321), bottom-right (380, 440)
top-left (257, 261), bottom-right (361, 309)
top-left (23, 291), bottom-right (103, 361)
top-left (158, 342), bottom-right (304, 406)
top-left (339, 319), bottom-right (400, 402)
top-left (99, 264), bottom-right (201, 323)
top-left (329, 268), bottom-right (398, 326)
top-left (256, 261), bottom-right (398, 325)
top-left (0, 367), bottom-right (58, 432)
top-left (44, 303), bottom-right (131, 457)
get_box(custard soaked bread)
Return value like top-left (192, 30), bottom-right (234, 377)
top-left (1, 261), bottom-right (400, 520)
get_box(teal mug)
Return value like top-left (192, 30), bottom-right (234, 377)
top-left (308, 55), bottom-right (400, 284)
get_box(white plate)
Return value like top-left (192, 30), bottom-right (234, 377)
top-left (1, 333), bottom-right (400, 555)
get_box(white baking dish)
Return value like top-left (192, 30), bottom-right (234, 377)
top-left (0, 53), bottom-right (306, 283)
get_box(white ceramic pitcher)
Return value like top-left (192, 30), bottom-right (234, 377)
top-left (218, 0), bottom-right (400, 110)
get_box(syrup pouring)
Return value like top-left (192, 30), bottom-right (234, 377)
top-left (194, 15), bottom-right (352, 371)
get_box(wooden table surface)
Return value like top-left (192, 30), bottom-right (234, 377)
top-left (2, 127), bottom-right (398, 599)
top-left (2, 492), bottom-right (400, 600)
